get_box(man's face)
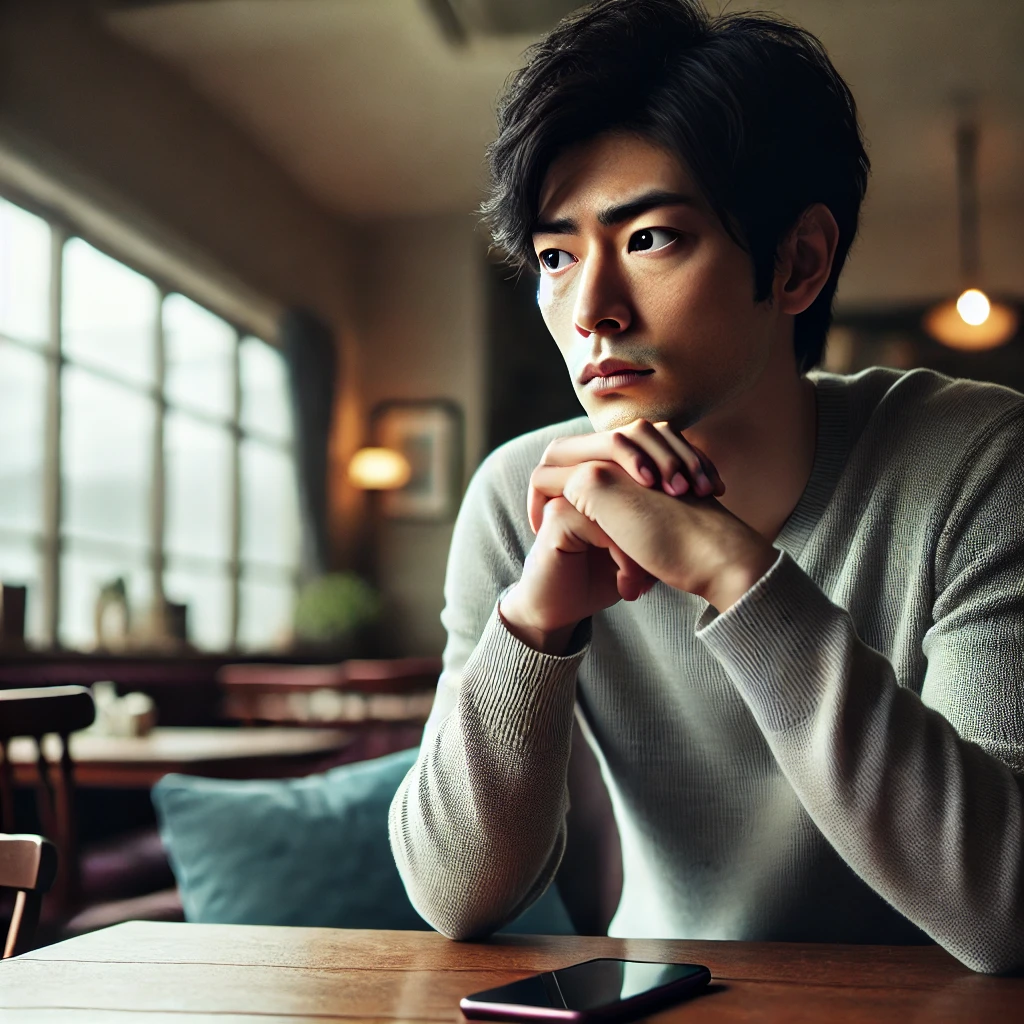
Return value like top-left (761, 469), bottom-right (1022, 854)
top-left (533, 132), bottom-right (782, 433)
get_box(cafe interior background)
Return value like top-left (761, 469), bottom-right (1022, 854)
top-left (0, 0), bottom-right (1021, 947)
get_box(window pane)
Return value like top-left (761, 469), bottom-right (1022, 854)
top-left (63, 239), bottom-right (157, 385)
top-left (63, 367), bottom-right (154, 548)
top-left (60, 542), bottom-right (150, 650)
top-left (0, 199), bottom-right (50, 346)
top-left (240, 441), bottom-right (300, 569)
top-left (238, 571), bottom-right (295, 651)
top-left (164, 294), bottom-right (235, 419)
top-left (240, 336), bottom-right (292, 442)
top-left (165, 413), bottom-right (232, 562)
top-left (0, 342), bottom-right (46, 532)
top-left (164, 560), bottom-right (232, 651)
top-left (0, 536), bottom-right (45, 644)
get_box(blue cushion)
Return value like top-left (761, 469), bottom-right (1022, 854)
top-left (152, 746), bottom-right (575, 935)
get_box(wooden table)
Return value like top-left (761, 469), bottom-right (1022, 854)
top-left (6, 727), bottom-right (354, 788)
top-left (2, 922), bottom-right (1021, 1022)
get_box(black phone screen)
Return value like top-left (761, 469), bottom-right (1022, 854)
top-left (461, 958), bottom-right (710, 1017)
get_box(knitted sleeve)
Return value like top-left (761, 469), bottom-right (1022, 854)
top-left (696, 415), bottom-right (1024, 974)
top-left (388, 442), bottom-right (589, 939)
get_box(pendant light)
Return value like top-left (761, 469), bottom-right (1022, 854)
top-left (922, 118), bottom-right (1018, 350)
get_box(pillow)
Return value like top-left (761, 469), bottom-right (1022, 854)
top-left (152, 746), bottom-right (574, 935)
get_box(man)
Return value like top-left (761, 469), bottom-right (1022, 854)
top-left (389, 0), bottom-right (1024, 973)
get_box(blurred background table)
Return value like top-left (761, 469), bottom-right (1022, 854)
top-left (7, 726), bottom-right (354, 788)
top-left (3, 922), bottom-right (1022, 1022)
top-left (0, 656), bottom-right (439, 945)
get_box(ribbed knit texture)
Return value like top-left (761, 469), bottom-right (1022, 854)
top-left (388, 367), bottom-right (1024, 973)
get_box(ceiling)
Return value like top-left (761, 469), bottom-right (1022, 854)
top-left (106, 0), bottom-right (1024, 221)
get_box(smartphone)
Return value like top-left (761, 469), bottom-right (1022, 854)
top-left (460, 957), bottom-right (711, 1022)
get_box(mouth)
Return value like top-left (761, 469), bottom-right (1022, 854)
top-left (583, 368), bottom-right (655, 394)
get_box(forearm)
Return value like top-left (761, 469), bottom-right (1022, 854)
top-left (388, 601), bottom-right (587, 939)
top-left (698, 553), bottom-right (1024, 974)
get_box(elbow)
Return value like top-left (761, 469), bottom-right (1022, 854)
top-left (433, 915), bottom-right (498, 942)
top-left (953, 936), bottom-right (1024, 976)
top-left (408, 889), bottom-right (505, 942)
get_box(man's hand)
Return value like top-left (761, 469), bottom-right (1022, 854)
top-left (499, 494), bottom-right (658, 655)
top-left (499, 421), bottom-right (776, 653)
top-left (526, 419), bottom-right (726, 535)
top-left (550, 459), bottom-right (775, 612)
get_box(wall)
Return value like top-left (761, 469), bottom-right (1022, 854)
top-left (839, 196), bottom-right (1024, 308)
top-left (0, 0), bottom-right (364, 564)
top-left (352, 214), bottom-right (487, 656)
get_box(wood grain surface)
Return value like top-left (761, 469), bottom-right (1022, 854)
top-left (3, 921), bottom-right (1021, 1023)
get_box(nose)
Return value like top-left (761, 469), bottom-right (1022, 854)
top-left (572, 250), bottom-right (632, 338)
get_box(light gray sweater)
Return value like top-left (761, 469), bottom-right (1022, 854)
top-left (389, 367), bottom-right (1024, 973)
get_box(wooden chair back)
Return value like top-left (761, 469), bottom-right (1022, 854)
top-left (0, 686), bottom-right (95, 912)
top-left (0, 834), bottom-right (57, 957)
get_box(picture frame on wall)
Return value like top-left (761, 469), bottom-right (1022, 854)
top-left (370, 399), bottom-right (464, 521)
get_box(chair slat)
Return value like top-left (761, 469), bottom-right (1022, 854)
top-left (0, 834), bottom-right (57, 894)
top-left (0, 686), bottom-right (95, 740)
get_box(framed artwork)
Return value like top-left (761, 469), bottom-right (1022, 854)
top-left (370, 399), bottom-right (464, 520)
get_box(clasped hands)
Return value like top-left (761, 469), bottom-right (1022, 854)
top-left (500, 419), bottom-right (777, 653)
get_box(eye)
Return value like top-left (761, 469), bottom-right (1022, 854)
top-left (628, 228), bottom-right (678, 253)
top-left (539, 249), bottom-right (576, 272)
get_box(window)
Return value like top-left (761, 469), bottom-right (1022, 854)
top-left (0, 196), bottom-right (301, 651)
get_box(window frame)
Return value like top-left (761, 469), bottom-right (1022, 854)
top-left (0, 188), bottom-right (300, 651)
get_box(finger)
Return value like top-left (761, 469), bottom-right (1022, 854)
top-left (616, 420), bottom-right (708, 498)
top-left (689, 442), bottom-right (726, 496)
top-left (542, 497), bottom-right (654, 598)
top-left (541, 432), bottom-right (659, 488)
top-left (545, 423), bottom-right (702, 498)
top-left (631, 420), bottom-right (717, 496)
top-left (529, 464), bottom-right (577, 534)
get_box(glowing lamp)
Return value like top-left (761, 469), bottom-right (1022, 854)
top-left (923, 294), bottom-right (1018, 352)
top-left (923, 117), bottom-right (1019, 352)
top-left (347, 447), bottom-right (411, 491)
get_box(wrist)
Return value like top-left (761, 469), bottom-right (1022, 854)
top-left (498, 589), bottom-right (578, 656)
top-left (701, 538), bottom-right (778, 614)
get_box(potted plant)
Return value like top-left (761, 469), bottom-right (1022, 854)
top-left (292, 572), bottom-right (382, 657)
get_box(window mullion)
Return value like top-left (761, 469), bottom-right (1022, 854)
top-left (40, 225), bottom-right (65, 647)
top-left (152, 291), bottom-right (167, 614)
top-left (229, 331), bottom-right (242, 648)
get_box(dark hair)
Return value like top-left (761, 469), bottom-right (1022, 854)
top-left (482, 0), bottom-right (870, 373)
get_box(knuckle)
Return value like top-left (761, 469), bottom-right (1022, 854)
top-left (590, 463), bottom-right (616, 486)
top-left (540, 440), bottom-right (560, 465)
top-left (610, 431), bottom-right (633, 454)
top-left (544, 496), bottom-right (574, 522)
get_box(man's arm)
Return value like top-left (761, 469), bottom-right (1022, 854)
top-left (388, 446), bottom-right (589, 939)
top-left (696, 422), bottom-right (1024, 974)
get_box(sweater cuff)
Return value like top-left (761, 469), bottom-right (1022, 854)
top-left (458, 591), bottom-right (591, 750)
top-left (695, 550), bottom-right (848, 732)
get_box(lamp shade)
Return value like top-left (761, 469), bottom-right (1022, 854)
top-left (922, 293), bottom-right (1018, 351)
top-left (347, 447), bottom-right (411, 491)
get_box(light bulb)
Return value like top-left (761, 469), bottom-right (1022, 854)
top-left (956, 288), bottom-right (991, 326)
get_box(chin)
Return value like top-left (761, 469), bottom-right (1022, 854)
top-left (586, 396), bottom-right (702, 432)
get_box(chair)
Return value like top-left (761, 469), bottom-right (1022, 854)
top-left (0, 834), bottom-right (57, 957)
top-left (0, 686), bottom-right (96, 911)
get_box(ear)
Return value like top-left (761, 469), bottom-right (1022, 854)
top-left (775, 204), bottom-right (840, 316)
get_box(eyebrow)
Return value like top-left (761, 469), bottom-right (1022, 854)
top-left (532, 189), bottom-right (701, 237)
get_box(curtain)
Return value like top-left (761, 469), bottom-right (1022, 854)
top-left (280, 307), bottom-right (336, 578)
